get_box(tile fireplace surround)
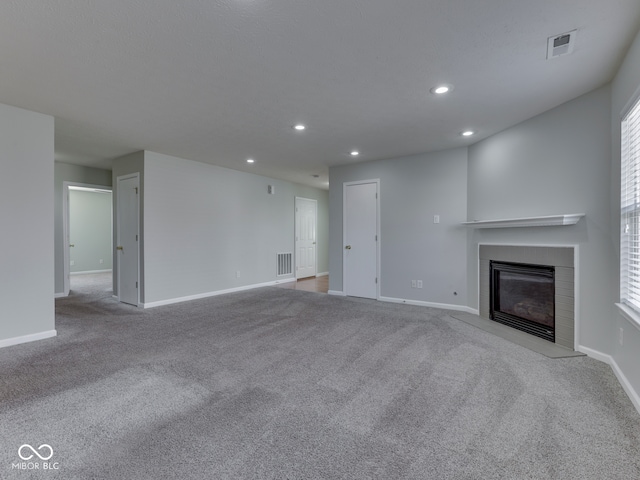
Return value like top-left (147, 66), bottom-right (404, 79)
top-left (479, 245), bottom-right (576, 350)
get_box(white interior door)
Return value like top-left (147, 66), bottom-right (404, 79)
top-left (344, 181), bottom-right (379, 299)
top-left (116, 174), bottom-right (140, 306)
top-left (295, 197), bottom-right (317, 279)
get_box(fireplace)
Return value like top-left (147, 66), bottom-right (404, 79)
top-left (479, 245), bottom-right (574, 349)
top-left (490, 261), bottom-right (555, 342)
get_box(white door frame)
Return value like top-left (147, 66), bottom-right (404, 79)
top-left (116, 173), bottom-right (140, 306)
top-left (295, 196), bottom-right (318, 279)
top-left (343, 179), bottom-right (381, 299)
top-left (62, 181), bottom-right (113, 296)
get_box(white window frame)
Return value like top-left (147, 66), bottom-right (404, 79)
top-left (619, 94), bottom-right (640, 330)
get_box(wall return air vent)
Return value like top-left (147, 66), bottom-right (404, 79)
top-left (277, 252), bottom-right (293, 276)
top-left (547, 30), bottom-right (577, 59)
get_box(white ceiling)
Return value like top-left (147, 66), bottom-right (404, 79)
top-left (1, 1), bottom-right (639, 189)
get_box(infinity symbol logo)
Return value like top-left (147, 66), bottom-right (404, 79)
top-left (18, 444), bottom-right (54, 461)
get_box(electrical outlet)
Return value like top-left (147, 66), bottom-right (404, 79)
top-left (236, 271), bottom-right (241, 278)
top-left (99, 259), bottom-right (104, 264)
top-left (411, 280), bottom-right (416, 288)
top-left (619, 327), bottom-right (624, 346)
top-left (70, 260), bottom-right (74, 266)
top-left (433, 215), bottom-right (440, 224)
top-left (417, 280), bottom-right (423, 288)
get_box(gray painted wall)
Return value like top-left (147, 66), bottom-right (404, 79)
top-left (69, 190), bottom-right (113, 273)
top-left (0, 103), bottom-right (54, 341)
top-left (611, 28), bottom-right (640, 402)
top-left (54, 162), bottom-right (112, 294)
top-left (140, 151), bottom-right (328, 305)
top-left (329, 148), bottom-right (469, 306)
top-left (467, 85), bottom-right (614, 354)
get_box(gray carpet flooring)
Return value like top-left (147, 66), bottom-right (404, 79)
top-left (1, 273), bottom-right (639, 479)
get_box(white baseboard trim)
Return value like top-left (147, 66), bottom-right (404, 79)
top-left (54, 292), bottom-right (67, 299)
top-left (316, 272), bottom-right (329, 277)
top-left (142, 279), bottom-right (290, 308)
top-left (70, 269), bottom-right (113, 276)
top-left (610, 358), bottom-right (640, 415)
top-left (379, 296), bottom-right (479, 314)
top-left (578, 345), bottom-right (640, 415)
top-left (577, 345), bottom-right (610, 363)
top-left (328, 290), bottom-right (346, 296)
top-left (0, 330), bottom-right (57, 349)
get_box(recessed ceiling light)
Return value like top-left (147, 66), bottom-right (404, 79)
top-left (247, 158), bottom-right (255, 163)
top-left (431, 84), bottom-right (452, 95)
top-left (461, 130), bottom-right (475, 137)
top-left (350, 151), bottom-right (359, 156)
top-left (293, 124), bottom-right (306, 131)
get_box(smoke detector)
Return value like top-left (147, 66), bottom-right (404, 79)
top-left (547, 30), bottom-right (577, 59)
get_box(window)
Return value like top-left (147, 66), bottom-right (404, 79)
top-left (621, 96), bottom-right (640, 313)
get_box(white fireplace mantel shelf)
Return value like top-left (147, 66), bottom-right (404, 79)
top-left (461, 213), bottom-right (585, 229)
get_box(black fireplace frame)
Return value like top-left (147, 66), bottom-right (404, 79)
top-left (489, 260), bottom-right (555, 342)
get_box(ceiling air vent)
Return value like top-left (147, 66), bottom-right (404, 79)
top-left (547, 30), bottom-right (577, 59)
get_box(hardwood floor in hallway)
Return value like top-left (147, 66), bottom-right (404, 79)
top-left (275, 275), bottom-right (329, 293)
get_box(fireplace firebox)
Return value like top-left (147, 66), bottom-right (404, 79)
top-left (490, 261), bottom-right (555, 342)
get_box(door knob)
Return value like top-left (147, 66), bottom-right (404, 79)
top-left (345, 245), bottom-right (352, 250)
top-left (116, 246), bottom-right (124, 251)
top-left (69, 244), bottom-right (75, 247)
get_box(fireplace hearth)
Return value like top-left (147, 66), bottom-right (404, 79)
top-left (490, 261), bottom-right (555, 342)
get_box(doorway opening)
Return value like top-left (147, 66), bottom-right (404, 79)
top-left (63, 183), bottom-right (113, 297)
